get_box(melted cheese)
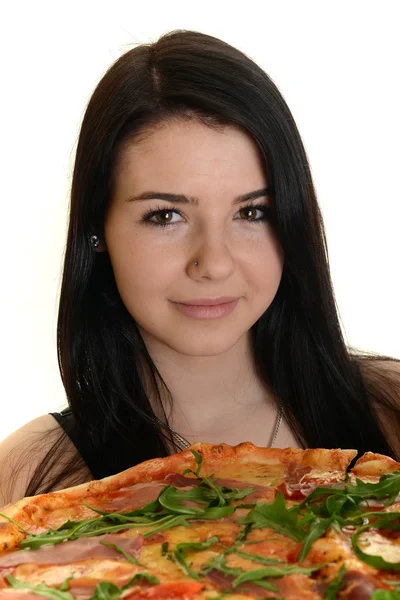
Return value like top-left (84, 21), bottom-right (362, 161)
top-left (358, 530), bottom-right (400, 564)
top-left (14, 558), bottom-right (137, 586)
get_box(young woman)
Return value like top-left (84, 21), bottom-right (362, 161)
top-left (1, 29), bottom-right (399, 507)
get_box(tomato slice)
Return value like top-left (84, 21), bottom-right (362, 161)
top-left (124, 581), bottom-right (204, 599)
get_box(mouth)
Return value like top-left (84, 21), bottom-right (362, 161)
top-left (169, 297), bottom-right (240, 320)
top-left (175, 297), bottom-right (239, 306)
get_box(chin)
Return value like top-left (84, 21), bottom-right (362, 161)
top-left (163, 330), bottom-right (247, 357)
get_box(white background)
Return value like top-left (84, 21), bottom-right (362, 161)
top-left (1, 1), bottom-right (399, 442)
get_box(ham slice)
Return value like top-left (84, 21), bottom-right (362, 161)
top-left (342, 570), bottom-right (387, 600)
top-left (164, 474), bottom-right (201, 487)
top-left (277, 463), bottom-right (348, 500)
top-left (205, 569), bottom-right (271, 598)
top-left (166, 473), bottom-right (268, 492)
top-left (0, 533), bottom-right (143, 568)
top-left (316, 569), bottom-right (385, 600)
top-left (94, 482), bottom-right (169, 512)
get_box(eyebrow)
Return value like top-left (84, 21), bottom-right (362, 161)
top-left (125, 186), bottom-right (272, 206)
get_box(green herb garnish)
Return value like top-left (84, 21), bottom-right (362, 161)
top-left (243, 491), bottom-right (305, 542)
top-left (301, 469), bottom-right (400, 515)
top-left (231, 563), bottom-right (324, 588)
top-left (174, 536), bottom-right (219, 581)
top-left (182, 450), bottom-right (203, 478)
top-left (227, 548), bottom-right (283, 566)
top-left (0, 513), bottom-right (31, 535)
top-left (352, 520), bottom-right (400, 572)
top-left (99, 541), bottom-right (141, 565)
top-left (161, 541), bottom-right (169, 556)
top-left (89, 572), bottom-right (160, 600)
top-left (371, 591), bottom-right (400, 600)
top-left (325, 564), bottom-right (347, 600)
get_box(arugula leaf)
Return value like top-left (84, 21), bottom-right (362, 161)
top-left (243, 492), bottom-right (305, 541)
top-left (5, 575), bottom-right (74, 600)
top-left (59, 577), bottom-right (74, 592)
top-left (197, 506), bottom-right (235, 520)
top-left (371, 591), bottom-right (400, 600)
top-left (301, 470), bottom-right (400, 515)
top-left (235, 522), bottom-right (252, 543)
top-left (346, 471), bottom-right (400, 501)
top-left (89, 572), bottom-right (160, 600)
top-left (222, 488), bottom-right (255, 502)
top-left (231, 563), bottom-right (324, 587)
top-left (182, 450), bottom-right (203, 478)
top-left (200, 552), bottom-right (242, 577)
top-left (228, 548), bottom-right (283, 566)
top-left (242, 578), bottom-right (279, 592)
top-left (158, 486), bottom-right (207, 515)
top-left (325, 564), bottom-right (346, 600)
top-left (298, 517), bottom-right (335, 562)
top-left (161, 541), bottom-right (169, 556)
top-left (99, 541), bottom-right (141, 565)
top-left (200, 478), bottom-right (227, 507)
top-left (121, 573), bottom-right (160, 588)
top-left (174, 536), bottom-right (219, 581)
top-left (143, 515), bottom-right (190, 538)
top-left (89, 582), bottom-right (121, 600)
top-left (0, 512), bottom-right (31, 535)
top-left (325, 494), bottom-right (358, 516)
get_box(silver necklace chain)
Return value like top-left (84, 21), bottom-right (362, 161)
top-left (156, 403), bottom-right (284, 450)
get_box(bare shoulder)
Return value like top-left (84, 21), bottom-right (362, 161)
top-left (0, 415), bottom-right (92, 507)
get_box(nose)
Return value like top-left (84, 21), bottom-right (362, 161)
top-left (187, 228), bottom-right (235, 280)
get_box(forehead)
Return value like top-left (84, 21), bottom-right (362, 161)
top-left (113, 120), bottom-right (268, 197)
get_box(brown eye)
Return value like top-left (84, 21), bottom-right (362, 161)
top-left (235, 205), bottom-right (269, 223)
top-left (141, 207), bottom-right (183, 227)
top-left (154, 211), bottom-right (173, 224)
top-left (239, 207), bottom-right (258, 221)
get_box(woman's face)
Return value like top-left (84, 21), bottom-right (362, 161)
top-left (102, 119), bottom-right (284, 356)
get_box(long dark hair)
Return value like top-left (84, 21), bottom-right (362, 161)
top-left (23, 29), bottom-right (399, 497)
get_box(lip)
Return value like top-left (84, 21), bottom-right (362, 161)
top-left (170, 297), bottom-right (240, 320)
top-left (176, 297), bottom-right (239, 306)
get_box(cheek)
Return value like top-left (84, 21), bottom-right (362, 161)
top-left (244, 231), bottom-right (284, 294)
top-left (106, 234), bottom-right (180, 306)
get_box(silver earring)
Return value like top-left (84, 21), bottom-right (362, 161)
top-left (194, 260), bottom-right (198, 266)
top-left (90, 235), bottom-right (100, 248)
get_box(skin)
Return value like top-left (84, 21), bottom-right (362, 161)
top-left (98, 119), bottom-right (298, 447)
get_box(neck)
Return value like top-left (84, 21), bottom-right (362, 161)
top-left (139, 330), bottom-right (276, 441)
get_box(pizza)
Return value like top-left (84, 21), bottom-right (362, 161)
top-left (0, 443), bottom-right (399, 600)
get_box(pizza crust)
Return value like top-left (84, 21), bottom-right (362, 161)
top-left (0, 443), bottom-right (399, 599)
top-left (350, 451), bottom-right (400, 478)
top-left (0, 444), bottom-right (359, 556)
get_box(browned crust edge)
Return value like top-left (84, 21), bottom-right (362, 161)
top-left (2, 444), bottom-right (399, 554)
top-left (1, 444), bottom-right (355, 517)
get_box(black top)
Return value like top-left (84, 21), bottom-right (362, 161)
top-left (50, 408), bottom-right (102, 479)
